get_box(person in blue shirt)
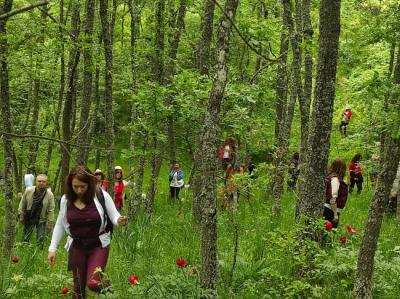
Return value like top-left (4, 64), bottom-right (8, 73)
top-left (169, 163), bottom-right (184, 200)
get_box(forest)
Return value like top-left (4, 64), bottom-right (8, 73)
top-left (0, 0), bottom-right (400, 298)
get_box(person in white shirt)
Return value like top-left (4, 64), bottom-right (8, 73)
top-left (24, 171), bottom-right (35, 188)
top-left (169, 163), bottom-right (184, 200)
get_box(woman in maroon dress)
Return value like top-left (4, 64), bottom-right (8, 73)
top-left (48, 165), bottom-right (127, 298)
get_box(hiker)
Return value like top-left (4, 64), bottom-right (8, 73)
top-left (287, 152), bottom-right (300, 191)
top-left (387, 191), bottom-right (398, 216)
top-left (48, 165), bottom-right (127, 299)
top-left (24, 169), bottom-right (35, 189)
top-left (169, 162), bottom-right (184, 200)
top-left (349, 154), bottom-right (363, 194)
top-left (323, 159), bottom-right (349, 228)
top-left (339, 104), bottom-right (353, 136)
top-left (18, 174), bottom-right (55, 249)
top-left (224, 163), bottom-right (237, 204)
top-left (247, 157), bottom-right (257, 179)
top-left (219, 137), bottom-right (237, 170)
top-left (94, 169), bottom-right (109, 191)
top-left (114, 166), bottom-right (128, 211)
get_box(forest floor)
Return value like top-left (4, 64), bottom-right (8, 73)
top-left (2, 172), bottom-right (400, 299)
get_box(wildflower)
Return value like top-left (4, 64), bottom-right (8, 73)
top-left (93, 266), bottom-right (103, 274)
top-left (324, 221), bottom-right (333, 231)
top-left (11, 256), bottom-right (19, 263)
top-left (128, 275), bottom-right (139, 285)
top-left (345, 224), bottom-right (358, 234)
top-left (339, 236), bottom-right (347, 244)
top-left (176, 257), bottom-right (187, 267)
top-left (87, 280), bottom-right (98, 288)
top-left (61, 287), bottom-right (69, 295)
top-left (11, 274), bottom-right (23, 283)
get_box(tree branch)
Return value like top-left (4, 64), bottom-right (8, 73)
top-left (0, 0), bottom-right (49, 21)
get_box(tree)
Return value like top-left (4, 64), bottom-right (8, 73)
top-left (352, 46), bottom-right (400, 299)
top-left (296, 0), bottom-right (342, 221)
top-left (197, 0), bottom-right (239, 293)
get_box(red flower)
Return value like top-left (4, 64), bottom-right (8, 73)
top-left (60, 287), bottom-right (69, 295)
top-left (176, 257), bottom-right (187, 267)
top-left (11, 256), bottom-right (19, 263)
top-left (128, 274), bottom-right (139, 285)
top-left (339, 236), bottom-right (347, 244)
top-left (324, 221), bottom-right (333, 231)
top-left (87, 280), bottom-right (98, 288)
top-left (345, 224), bottom-right (358, 234)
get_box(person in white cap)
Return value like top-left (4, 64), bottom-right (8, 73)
top-left (94, 169), bottom-right (109, 191)
top-left (339, 104), bottom-right (353, 136)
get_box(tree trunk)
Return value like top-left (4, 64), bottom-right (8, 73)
top-left (76, 0), bottom-right (96, 165)
top-left (44, 0), bottom-right (66, 174)
top-left (352, 45), bottom-right (400, 299)
top-left (296, 0), bottom-right (341, 221)
top-left (0, 0), bottom-right (16, 260)
top-left (60, 0), bottom-right (81, 194)
top-left (153, 0), bottom-right (165, 83)
top-left (134, 133), bottom-right (148, 217)
top-left (99, 0), bottom-right (116, 196)
top-left (198, 0), bottom-right (216, 76)
top-left (197, 0), bottom-right (239, 293)
top-left (299, 0), bottom-right (313, 161)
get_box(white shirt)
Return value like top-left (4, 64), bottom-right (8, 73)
top-left (170, 171), bottom-right (184, 188)
top-left (24, 174), bottom-right (35, 188)
top-left (48, 189), bottom-right (121, 253)
top-left (223, 145), bottom-right (230, 159)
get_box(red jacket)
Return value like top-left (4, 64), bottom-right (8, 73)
top-left (349, 161), bottom-right (363, 175)
top-left (219, 144), bottom-right (235, 160)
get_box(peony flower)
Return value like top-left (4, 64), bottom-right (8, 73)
top-left (324, 221), bottom-right (333, 231)
top-left (87, 280), bottom-right (98, 288)
top-left (345, 224), bottom-right (358, 234)
top-left (128, 274), bottom-right (139, 285)
top-left (176, 257), bottom-right (187, 267)
top-left (339, 236), bottom-right (347, 244)
top-left (11, 256), bottom-right (19, 263)
top-left (60, 287), bottom-right (68, 295)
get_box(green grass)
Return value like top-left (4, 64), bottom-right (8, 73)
top-left (1, 169), bottom-right (400, 298)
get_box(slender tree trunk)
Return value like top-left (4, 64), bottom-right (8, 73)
top-left (299, 0), bottom-right (313, 161)
top-left (0, 0), bottom-right (16, 260)
top-left (60, 0), bottom-right (80, 194)
top-left (134, 133), bottom-right (148, 217)
top-left (352, 46), bottom-right (400, 299)
top-left (296, 0), bottom-right (341, 221)
top-left (198, 0), bottom-right (216, 75)
top-left (76, 0), bottom-right (96, 165)
top-left (99, 0), bottom-right (116, 196)
top-left (128, 0), bottom-right (140, 218)
top-left (44, 0), bottom-right (65, 173)
top-left (197, 0), bottom-right (239, 293)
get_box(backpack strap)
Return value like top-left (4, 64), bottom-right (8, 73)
top-left (95, 187), bottom-right (113, 235)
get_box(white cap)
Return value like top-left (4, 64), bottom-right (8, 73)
top-left (94, 169), bottom-right (102, 174)
top-left (115, 166), bottom-right (123, 171)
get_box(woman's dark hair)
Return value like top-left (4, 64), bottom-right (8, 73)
top-left (328, 159), bottom-right (347, 178)
top-left (351, 153), bottom-right (362, 163)
top-left (65, 165), bottom-right (96, 206)
top-left (95, 171), bottom-right (105, 180)
top-left (292, 152), bottom-right (299, 160)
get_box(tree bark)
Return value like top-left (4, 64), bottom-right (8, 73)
top-left (134, 133), bottom-right (148, 217)
top-left (60, 0), bottom-right (80, 194)
top-left (296, 0), bottom-right (341, 221)
top-left (0, 0), bottom-right (16, 260)
top-left (99, 0), bottom-right (116, 196)
top-left (198, 0), bottom-right (216, 76)
top-left (76, 0), bottom-right (96, 165)
top-left (352, 45), bottom-right (400, 299)
top-left (44, 0), bottom-right (65, 174)
top-left (197, 0), bottom-right (239, 293)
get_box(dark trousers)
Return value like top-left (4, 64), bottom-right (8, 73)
top-left (70, 245), bottom-right (110, 299)
top-left (350, 174), bottom-right (363, 193)
top-left (323, 207), bottom-right (340, 228)
top-left (23, 222), bottom-right (46, 249)
top-left (170, 186), bottom-right (181, 200)
top-left (339, 121), bottom-right (349, 135)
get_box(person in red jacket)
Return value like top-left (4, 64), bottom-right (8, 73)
top-left (323, 159), bottom-right (349, 228)
top-left (339, 104), bottom-right (353, 136)
top-left (114, 166), bottom-right (128, 211)
top-left (349, 153), bottom-right (363, 194)
top-left (219, 137), bottom-right (236, 170)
